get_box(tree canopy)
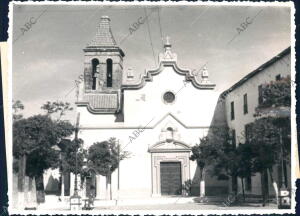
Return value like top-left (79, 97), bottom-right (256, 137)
top-left (41, 101), bottom-right (73, 120)
top-left (12, 100), bottom-right (24, 121)
top-left (59, 138), bottom-right (87, 175)
top-left (257, 76), bottom-right (291, 109)
top-left (13, 114), bottom-right (74, 177)
top-left (88, 137), bottom-right (130, 176)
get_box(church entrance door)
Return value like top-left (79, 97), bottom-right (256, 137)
top-left (160, 162), bottom-right (182, 195)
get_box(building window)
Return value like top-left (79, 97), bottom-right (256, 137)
top-left (163, 91), bottom-right (175, 104)
top-left (230, 101), bottom-right (235, 120)
top-left (258, 85), bottom-right (263, 105)
top-left (166, 127), bottom-right (174, 141)
top-left (243, 93), bottom-right (248, 114)
top-left (106, 59), bottom-right (113, 87)
top-left (231, 129), bottom-right (236, 148)
top-left (92, 59), bottom-right (99, 90)
top-left (246, 176), bottom-right (252, 191)
top-left (276, 74), bottom-right (282, 81)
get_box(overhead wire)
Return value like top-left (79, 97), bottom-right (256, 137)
top-left (144, 8), bottom-right (157, 67)
top-left (157, 7), bottom-right (164, 50)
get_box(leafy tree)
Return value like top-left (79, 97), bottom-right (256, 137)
top-left (248, 75), bottom-right (291, 205)
top-left (190, 125), bottom-right (256, 202)
top-left (190, 126), bottom-right (232, 198)
top-left (59, 138), bottom-right (86, 175)
top-left (41, 101), bottom-right (73, 120)
top-left (235, 143), bottom-right (255, 201)
top-left (12, 100), bottom-right (24, 121)
top-left (13, 101), bottom-right (74, 203)
top-left (87, 137), bottom-right (130, 200)
top-left (257, 76), bottom-right (291, 109)
top-left (246, 116), bottom-right (290, 206)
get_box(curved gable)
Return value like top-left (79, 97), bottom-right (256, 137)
top-left (122, 37), bottom-right (215, 90)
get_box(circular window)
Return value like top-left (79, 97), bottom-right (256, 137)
top-left (163, 91), bottom-right (175, 104)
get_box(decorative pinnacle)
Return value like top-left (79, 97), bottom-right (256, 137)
top-left (101, 15), bottom-right (110, 21)
top-left (164, 36), bottom-right (171, 48)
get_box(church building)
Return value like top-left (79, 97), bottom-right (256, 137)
top-left (74, 16), bottom-right (228, 199)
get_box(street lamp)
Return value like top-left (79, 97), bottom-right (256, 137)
top-left (70, 113), bottom-right (82, 210)
top-left (70, 145), bottom-right (81, 210)
top-left (278, 127), bottom-right (291, 209)
top-left (81, 158), bottom-right (95, 210)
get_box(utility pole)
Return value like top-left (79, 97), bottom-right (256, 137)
top-left (70, 113), bottom-right (81, 210)
top-left (74, 113), bottom-right (80, 195)
top-left (279, 127), bottom-right (286, 188)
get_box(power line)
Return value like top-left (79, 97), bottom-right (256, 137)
top-left (144, 8), bottom-right (157, 67)
top-left (157, 7), bottom-right (164, 50)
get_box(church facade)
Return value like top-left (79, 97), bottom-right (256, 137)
top-left (73, 16), bottom-right (228, 199)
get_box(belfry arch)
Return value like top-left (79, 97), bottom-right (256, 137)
top-left (91, 58), bottom-right (99, 90)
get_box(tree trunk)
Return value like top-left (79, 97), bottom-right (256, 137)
top-left (268, 168), bottom-right (278, 204)
top-left (35, 174), bottom-right (45, 203)
top-left (106, 174), bottom-right (112, 200)
top-left (241, 178), bottom-right (245, 202)
top-left (17, 155), bottom-right (26, 192)
top-left (232, 174), bottom-right (238, 195)
top-left (110, 174), bottom-right (112, 200)
top-left (61, 172), bottom-right (65, 198)
top-left (283, 159), bottom-right (288, 188)
top-left (17, 155), bottom-right (26, 209)
top-left (260, 172), bottom-right (266, 206)
top-left (260, 170), bottom-right (269, 206)
top-left (199, 167), bottom-right (205, 198)
top-left (264, 169), bottom-right (269, 205)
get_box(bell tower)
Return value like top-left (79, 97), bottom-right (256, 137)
top-left (78, 16), bottom-right (125, 115)
top-left (83, 16), bottom-right (124, 92)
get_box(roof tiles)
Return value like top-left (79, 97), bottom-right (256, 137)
top-left (87, 16), bottom-right (117, 47)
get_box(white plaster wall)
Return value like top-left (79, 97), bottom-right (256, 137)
top-left (77, 120), bottom-right (208, 198)
top-left (124, 66), bottom-right (221, 127)
top-left (225, 53), bottom-right (291, 195)
top-left (77, 65), bottom-right (225, 198)
top-left (226, 54), bottom-right (291, 144)
top-left (78, 66), bottom-right (221, 128)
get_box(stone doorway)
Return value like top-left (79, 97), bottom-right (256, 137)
top-left (160, 161), bottom-right (182, 195)
top-left (148, 140), bottom-right (191, 196)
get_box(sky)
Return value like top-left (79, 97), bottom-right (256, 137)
top-left (11, 3), bottom-right (292, 122)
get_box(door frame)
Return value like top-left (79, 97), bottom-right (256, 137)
top-left (160, 161), bottom-right (182, 196)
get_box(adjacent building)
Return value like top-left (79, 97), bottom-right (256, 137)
top-left (222, 47), bottom-right (291, 196)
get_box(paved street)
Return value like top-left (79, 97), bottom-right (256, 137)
top-left (36, 195), bottom-right (279, 211)
top-left (94, 203), bottom-right (278, 210)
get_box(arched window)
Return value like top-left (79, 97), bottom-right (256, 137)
top-left (92, 59), bottom-right (99, 90)
top-left (106, 59), bottom-right (113, 87)
top-left (166, 127), bottom-right (174, 141)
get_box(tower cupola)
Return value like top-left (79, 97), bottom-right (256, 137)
top-left (78, 16), bottom-right (124, 114)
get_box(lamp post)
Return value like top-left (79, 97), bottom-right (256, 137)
top-left (81, 158), bottom-right (96, 210)
top-left (70, 113), bottom-right (81, 210)
top-left (74, 146), bottom-right (78, 196)
top-left (278, 127), bottom-right (290, 209)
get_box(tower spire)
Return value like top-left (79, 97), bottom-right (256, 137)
top-left (87, 16), bottom-right (117, 47)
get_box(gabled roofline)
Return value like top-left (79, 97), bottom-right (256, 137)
top-left (122, 61), bottom-right (215, 90)
top-left (221, 46), bottom-right (291, 98)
